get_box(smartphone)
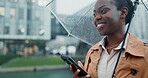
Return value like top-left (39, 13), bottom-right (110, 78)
top-left (60, 55), bottom-right (88, 77)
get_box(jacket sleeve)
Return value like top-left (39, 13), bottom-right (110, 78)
top-left (84, 48), bottom-right (93, 72)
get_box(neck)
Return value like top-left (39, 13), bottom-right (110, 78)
top-left (105, 30), bottom-right (125, 54)
top-left (106, 32), bottom-right (124, 46)
top-left (106, 24), bottom-right (125, 46)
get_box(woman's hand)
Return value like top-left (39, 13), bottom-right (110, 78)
top-left (70, 61), bottom-right (91, 78)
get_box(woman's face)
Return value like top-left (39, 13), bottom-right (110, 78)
top-left (94, 0), bottom-right (123, 36)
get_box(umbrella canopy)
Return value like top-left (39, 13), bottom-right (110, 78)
top-left (42, 0), bottom-right (102, 45)
top-left (42, 0), bottom-right (148, 45)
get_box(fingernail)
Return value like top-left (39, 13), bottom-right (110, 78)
top-left (86, 75), bottom-right (90, 77)
top-left (77, 69), bottom-right (80, 72)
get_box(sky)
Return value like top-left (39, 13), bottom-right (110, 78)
top-left (38, 0), bottom-right (96, 15)
top-left (56, 0), bottom-right (96, 15)
top-left (38, 0), bottom-right (148, 15)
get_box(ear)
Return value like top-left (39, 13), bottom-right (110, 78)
top-left (120, 7), bottom-right (128, 19)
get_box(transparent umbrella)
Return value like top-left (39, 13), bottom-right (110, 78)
top-left (42, 0), bottom-right (102, 45)
top-left (41, 0), bottom-right (148, 45)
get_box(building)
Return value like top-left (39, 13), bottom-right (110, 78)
top-left (0, 0), bottom-right (51, 55)
top-left (50, 14), bottom-right (68, 39)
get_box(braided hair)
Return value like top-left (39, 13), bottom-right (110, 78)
top-left (112, 0), bottom-right (134, 25)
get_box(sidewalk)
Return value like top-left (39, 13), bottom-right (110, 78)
top-left (0, 65), bottom-right (69, 73)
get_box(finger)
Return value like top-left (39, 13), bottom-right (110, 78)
top-left (74, 69), bottom-right (80, 76)
top-left (70, 65), bottom-right (74, 72)
top-left (78, 61), bottom-right (84, 69)
top-left (71, 64), bottom-right (77, 72)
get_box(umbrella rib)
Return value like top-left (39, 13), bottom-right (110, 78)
top-left (46, 0), bottom-right (54, 7)
top-left (45, 0), bottom-right (71, 35)
top-left (51, 11), bottom-right (71, 35)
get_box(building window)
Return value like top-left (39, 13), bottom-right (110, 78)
top-left (27, 9), bottom-right (32, 20)
top-left (10, 8), bottom-right (16, 18)
top-left (4, 23), bottom-right (10, 34)
top-left (27, 24), bottom-right (31, 35)
top-left (18, 8), bottom-right (24, 19)
top-left (0, 7), bottom-right (5, 17)
top-left (17, 24), bottom-right (25, 35)
top-left (4, 26), bottom-right (10, 34)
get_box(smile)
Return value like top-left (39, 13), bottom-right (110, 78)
top-left (97, 24), bottom-right (104, 27)
top-left (96, 23), bottom-right (106, 31)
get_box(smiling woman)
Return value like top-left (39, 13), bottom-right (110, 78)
top-left (69, 0), bottom-right (148, 78)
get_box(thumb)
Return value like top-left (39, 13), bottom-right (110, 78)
top-left (78, 61), bottom-right (84, 69)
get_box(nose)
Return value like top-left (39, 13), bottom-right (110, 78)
top-left (94, 14), bottom-right (102, 21)
top-left (94, 14), bottom-right (102, 24)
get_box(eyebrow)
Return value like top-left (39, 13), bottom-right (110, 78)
top-left (94, 5), bottom-right (108, 12)
top-left (99, 5), bottom-right (107, 9)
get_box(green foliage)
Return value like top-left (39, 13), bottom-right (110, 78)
top-left (0, 54), bottom-right (21, 65)
top-left (1, 56), bottom-right (65, 68)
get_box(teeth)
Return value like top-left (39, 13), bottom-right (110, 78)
top-left (97, 24), bottom-right (103, 27)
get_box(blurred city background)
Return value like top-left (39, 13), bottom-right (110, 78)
top-left (0, 0), bottom-right (147, 78)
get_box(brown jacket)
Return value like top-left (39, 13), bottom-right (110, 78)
top-left (84, 33), bottom-right (148, 78)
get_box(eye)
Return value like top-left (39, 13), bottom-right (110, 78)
top-left (99, 8), bottom-right (110, 14)
top-left (100, 10), bottom-right (106, 14)
top-left (93, 8), bottom-right (110, 17)
top-left (100, 9), bottom-right (107, 14)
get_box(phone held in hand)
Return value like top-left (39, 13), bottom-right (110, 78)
top-left (61, 55), bottom-right (88, 77)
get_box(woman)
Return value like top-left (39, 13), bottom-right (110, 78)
top-left (70, 0), bottom-right (148, 78)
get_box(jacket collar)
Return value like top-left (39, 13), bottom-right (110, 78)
top-left (90, 42), bottom-right (100, 51)
top-left (125, 33), bottom-right (145, 57)
top-left (90, 33), bottom-right (145, 57)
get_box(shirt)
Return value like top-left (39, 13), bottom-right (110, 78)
top-left (98, 34), bottom-right (129, 78)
